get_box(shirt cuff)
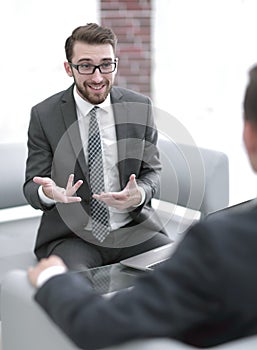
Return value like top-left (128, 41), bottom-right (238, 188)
top-left (36, 265), bottom-right (67, 288)
top-left (38, 185), bottom-right (56, 206)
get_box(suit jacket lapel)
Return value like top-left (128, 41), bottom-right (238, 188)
top-left (60, 85), bottom-right (88, 179)
top-left (110, 88), bottom-right (128, 187)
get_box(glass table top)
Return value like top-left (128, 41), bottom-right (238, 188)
top-left (75, 263), bottom-right (147, 295)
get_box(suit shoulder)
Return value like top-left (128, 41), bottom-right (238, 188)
top-left (194, 203), bottom-right (257, 240)
top-left (111, 86), bottom-right (152, 104)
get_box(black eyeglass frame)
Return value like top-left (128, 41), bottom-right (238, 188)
top-left (69, 59), bottom-right (117, 75)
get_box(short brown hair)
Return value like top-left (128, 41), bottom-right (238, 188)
top-left (65, 23), bottom-right (118, 62)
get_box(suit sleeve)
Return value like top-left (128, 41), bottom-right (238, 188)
top-left (136, 98), bottom-right (162, 204)
top-left (34, 222), bottom-right (225, 350)
top-left (23, 106), bottom-right (54, 211)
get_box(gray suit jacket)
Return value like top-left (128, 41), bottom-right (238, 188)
top-left (23, 85), bottom-right (164, 257)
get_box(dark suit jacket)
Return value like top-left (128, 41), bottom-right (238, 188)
top-left (23, 85), bottom-right (164, 257)
top-left (35, 202), bottom-right (257, 349)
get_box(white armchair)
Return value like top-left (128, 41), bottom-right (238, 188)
top-left (154, 134), bottom-right (229, 240)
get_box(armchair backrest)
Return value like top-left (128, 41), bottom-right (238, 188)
top-left (156, 134), bottom-right (229, 218)
top-left (0, 143), bottom-right (28, 209)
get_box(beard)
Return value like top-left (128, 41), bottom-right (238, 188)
top-left (75, 77), bottom-right (112, 105)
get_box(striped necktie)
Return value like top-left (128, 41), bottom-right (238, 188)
top-left (88, 106), bottom-right (110, 242)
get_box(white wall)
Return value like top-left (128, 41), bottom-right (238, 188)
top-left (153, 0), bottom-right (257, 205)
top-left (0, 0), bottom-right (99, 143)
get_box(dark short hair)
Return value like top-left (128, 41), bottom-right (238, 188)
top-left (244, 65), bottom-right (257, 124)
top-left (65, 23), bottom-right (118, 62)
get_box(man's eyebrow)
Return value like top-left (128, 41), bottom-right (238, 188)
top-left (77, 58), bottom-right (114, 63)
top-left (77, 58), bottom-right (92, 63)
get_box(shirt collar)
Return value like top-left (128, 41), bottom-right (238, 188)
top-left (73, 86), bottom-right (111, 117)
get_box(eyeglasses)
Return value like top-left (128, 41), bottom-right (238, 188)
top-left (69, 60), bottom-right (117, 75)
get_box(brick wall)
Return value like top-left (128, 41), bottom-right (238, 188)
top-left (100, 0), bottom-right (152, 98)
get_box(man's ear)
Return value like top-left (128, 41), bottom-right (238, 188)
top-left (243, 120), bottom-right (257, 153)
top-left (243, 120), bottom-right (257, 171)
top-left (64, 62), bottom-right (73, 77)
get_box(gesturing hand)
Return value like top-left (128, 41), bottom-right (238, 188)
top-left (33, 174), bottom-right (83, 203)
top-left (93, 174), bottom-right (142, 210)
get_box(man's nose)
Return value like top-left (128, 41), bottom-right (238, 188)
top-left (91, 68), bottom-right (104, 83)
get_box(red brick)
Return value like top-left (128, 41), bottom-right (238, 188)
top-left (100, 0), bottom-right (152, 97)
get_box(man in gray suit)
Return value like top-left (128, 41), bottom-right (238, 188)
top-left (24, 23), bottom-right (170, 270)
top-left (28, 64), bottom-right (257, 349)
